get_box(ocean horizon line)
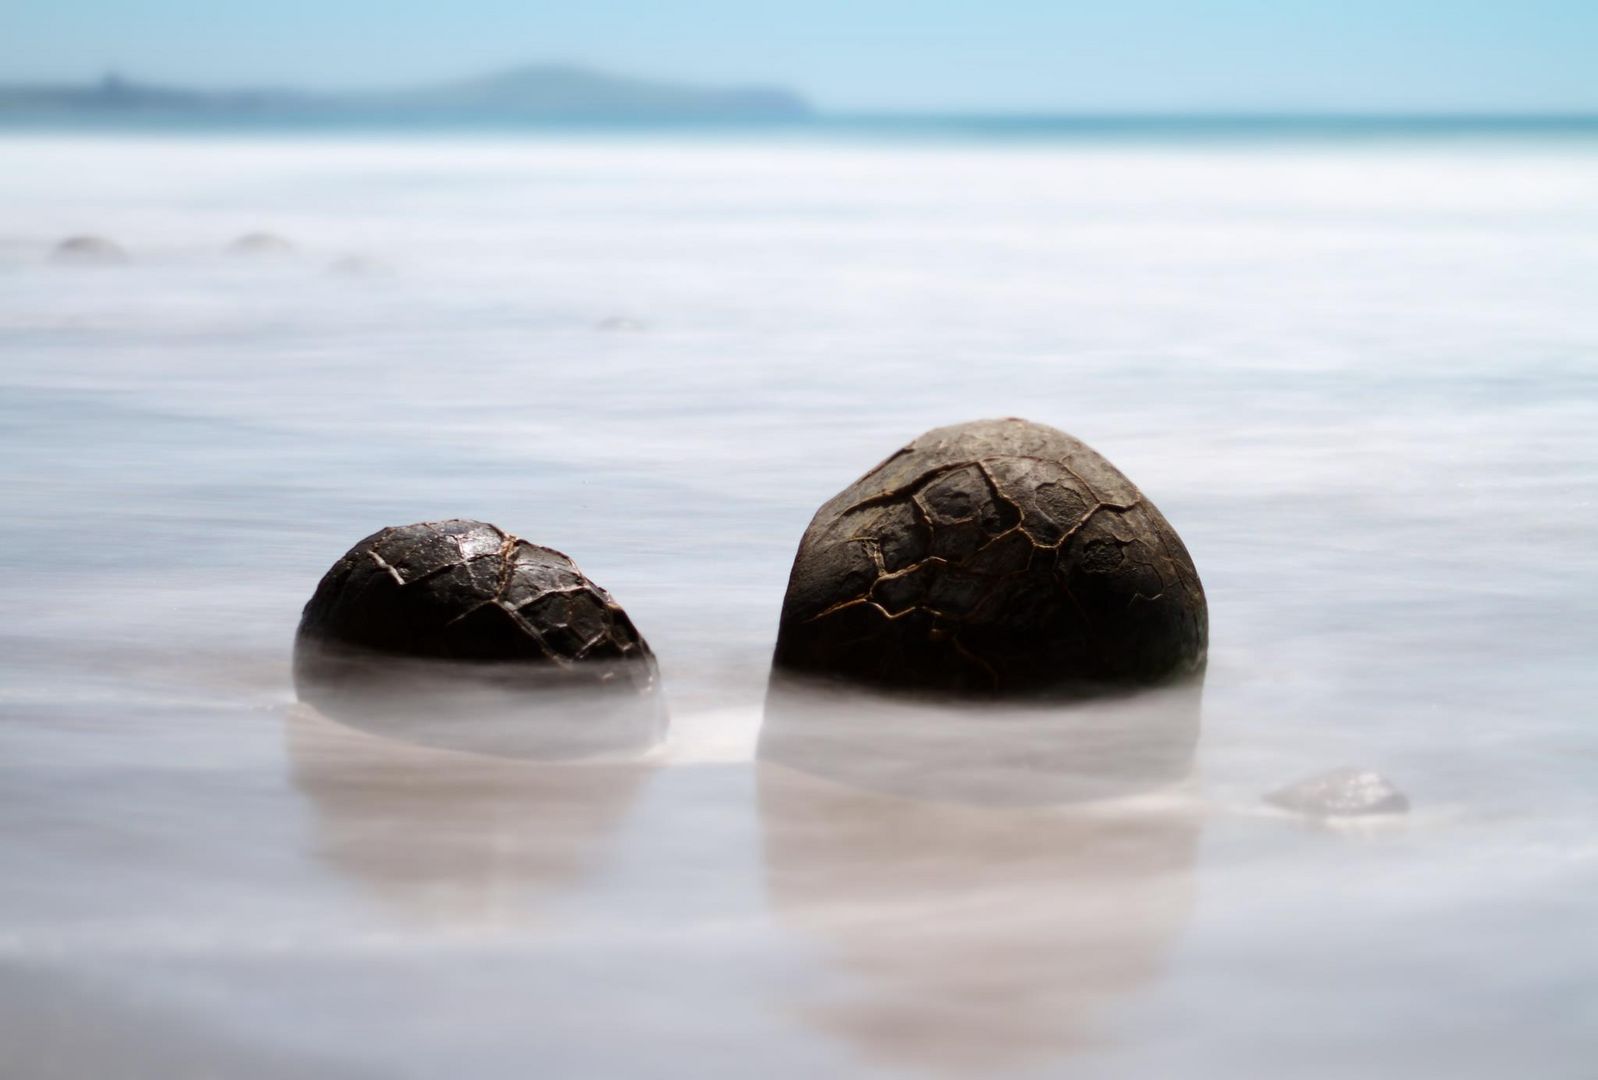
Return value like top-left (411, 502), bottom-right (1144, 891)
top-left (3, 110), bottom-right (1597, 142)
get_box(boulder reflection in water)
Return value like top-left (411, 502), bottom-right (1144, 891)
top-left (293, 639), bottom-right (665, 760)
top-left (758, 674), bottom-right (1203, 1073)
top-left (286, 703), bottom-right (658, 925)
top-left (287, 647), bottom-right (666, 923)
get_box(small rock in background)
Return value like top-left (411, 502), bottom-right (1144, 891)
top-left (227, 232), bottom-right (295, 256)
top-left (1265, 768), bottom-right (1409, 818)
top-left (51, 235), bottom-right (128, 264)
top-left (327, 254), bottom-right (390, 277)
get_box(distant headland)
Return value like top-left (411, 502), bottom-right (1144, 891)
top-left (0, 64), bottom-right (813, 124)
top-left (2, 68), bottom-right (1594, 136)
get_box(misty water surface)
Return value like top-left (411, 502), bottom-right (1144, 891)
top-left (1, 131), bottom-right (1595, 1078)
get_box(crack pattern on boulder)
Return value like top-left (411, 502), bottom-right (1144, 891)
top-left (774, 418), bottom-right (1207, 695)
top-left (297, 519), bottom-right (651, 667)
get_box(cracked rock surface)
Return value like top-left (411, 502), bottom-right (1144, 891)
top-left (774, 418), bottom-right (1207, 696)
top-left (296, 520), bottom-right (652, 670)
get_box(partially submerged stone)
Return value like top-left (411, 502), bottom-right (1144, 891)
top-left (1264, 768), bottom-right (1409, 818)
top-left (297, 519), bottom-right (649, 667)
top-left (51, 235), bottom-right (128, 264)
top-left (227, 232), bottom-right (295, 256)
top-left (327, 254), bottom-right (389, 277)
top-left (773, 418), bottom-right (1207, 696)
top-left (294, 521), bottom-right (661, 754)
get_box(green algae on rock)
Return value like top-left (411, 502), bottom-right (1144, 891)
top-left (773, 418), bottom-right (1207, 697)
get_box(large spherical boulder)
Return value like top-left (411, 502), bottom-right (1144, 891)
top-left (295, 520), bottom-right (660, 754)
top-left (773, 418), bottom-right (1206, 696)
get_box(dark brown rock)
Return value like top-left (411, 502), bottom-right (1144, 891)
top-left (294, 520), bottom-right (660, 756)
top-left (773, 418), bottom-right (1207, 696)
top-left (297, 519), bottom-right (649, 666)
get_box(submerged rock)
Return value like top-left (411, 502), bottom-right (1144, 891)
top-left (327, 254), bottom-right (389, 277)
top-left (1264, 768), bottom-right (1409, 818)
top-left (294, 521), bottom-right (661, 755)
top-left (51, 235), bottom-right (128, 264)
top-left (773, 418), bottom-right (1207, 696)
top-left (227, 232), bottom-right (294, 256)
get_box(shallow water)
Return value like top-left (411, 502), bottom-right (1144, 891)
top-left (1, 131), bottom-right (1596, 1078)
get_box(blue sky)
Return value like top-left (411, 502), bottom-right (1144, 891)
top-left (3, 1), bottom-right (1596, 111)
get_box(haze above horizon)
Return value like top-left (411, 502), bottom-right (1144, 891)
top-left (4, 1), bottom-right (1596, 113)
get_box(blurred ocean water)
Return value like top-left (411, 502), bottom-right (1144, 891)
top-left (0, 128), bottom-right (1595, 1078)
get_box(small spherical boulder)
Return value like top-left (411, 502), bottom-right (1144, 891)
top-left (773, 418), bottom-right (1207, 696)
top-left (296, 520), bottom-right (652, 671)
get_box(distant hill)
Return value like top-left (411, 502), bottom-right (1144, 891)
top-left (0, 65), bottom-right (813, 123)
